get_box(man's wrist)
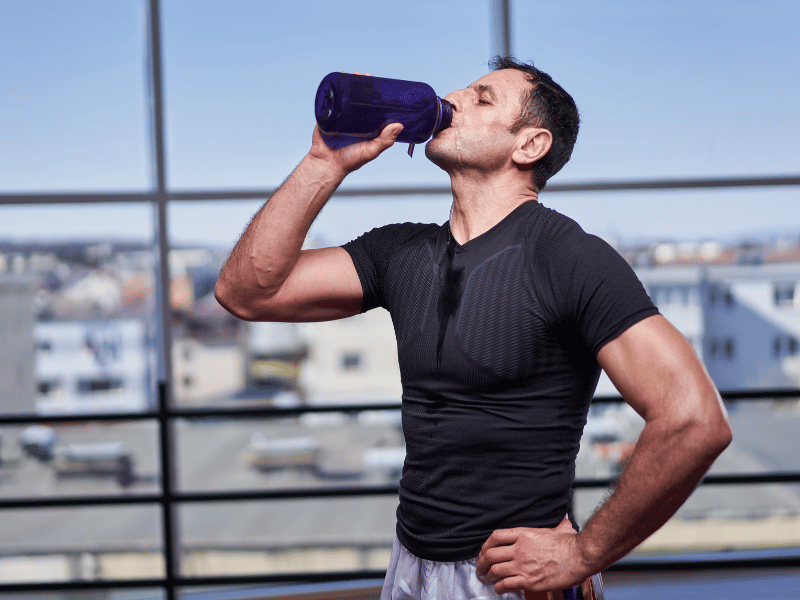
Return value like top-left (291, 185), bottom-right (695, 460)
top-left (573, 529), bottom-right (604, 577)
top-left (299, 153), bottom-right (349, 187)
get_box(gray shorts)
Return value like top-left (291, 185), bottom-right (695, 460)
top-left (380, 537), bottom-right (604, 600)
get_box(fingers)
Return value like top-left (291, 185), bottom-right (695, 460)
top-left (309, 122), bottom-right (404, 174)
top-left (492, 575), bottom-right (530, 596)
top-left (480, 558), bottom-right (519, 588)
top-left (476, 543), bottom-right (515, 576)
top-left (481, 527), bottom-right (522, 553)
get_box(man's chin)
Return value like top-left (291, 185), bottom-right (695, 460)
top-left (424, 138), bottom-right (452, 170)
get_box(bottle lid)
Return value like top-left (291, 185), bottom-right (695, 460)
top-left (438, 99), bottom-right (454, 133)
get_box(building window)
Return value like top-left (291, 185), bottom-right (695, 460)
top-left (774, 282), bottom-right (797, 307)
top-left (35, 340), bottom-right (53, 354)
top-left (773, 336), bottom-right (799, 357)
top-left (76, 377), bottom-right (124, 394)
top-left (341, 352), bottom-right (362, 371)
top-left (710, 286), bottom-right (734, 308)
top-left (709, 337), bottom-right (736, 361)
top-left (724, 338), bottom-right (736, 360)
top-left (37, 380), bottom-right (62, 396)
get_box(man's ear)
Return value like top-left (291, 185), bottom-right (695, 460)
top-left (512, 127), bottom-right (552, 166)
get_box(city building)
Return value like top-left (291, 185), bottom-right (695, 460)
top-left (0, 275), bottom-right (37, 414)
top-left (299, 309), bottom-right (403, 405)
top-left (34, 319), bottom-right (154, 415)
top-left (596, 252), bottom-right (800, 395)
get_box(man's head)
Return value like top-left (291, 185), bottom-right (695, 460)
top-left (426, 57), bottom-right (579, 192)
top-left (489, 56), bottom-right (580, 191)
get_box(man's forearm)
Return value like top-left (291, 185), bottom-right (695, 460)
top-left (215, 124), bottom-right (402, 320)
top-left (218, 155), bottom-right (345, 301)
top-left (242, 157), bottom-right (347, 293)
top-left (576, 413), bottom-right (731, 573)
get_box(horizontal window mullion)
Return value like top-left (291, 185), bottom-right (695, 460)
top-left (3, 388), bottom-right (796, 426)
top-left (0, 192), bottom-right (156, 205)
top-left (4, 470), bottom-right (800, 511)
top-left (607, 554), bottom-right (800, 573)
top-left (0, 578), bottom-right (167, 593)
top-left (0, 412), bottom-right (159, 426)
top-left (1, 173), bottom-right (798, 205)
top-left (573, 471), bottom-right (800, 489)
top-left (175, 485), bottom-right (401, 503)
top-left (0, 494), bottom-right (163, 510)
top-left (0, 485), bottom-right (401, 510)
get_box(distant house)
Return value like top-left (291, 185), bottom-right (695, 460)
top-left (298, 309), bottom-right (403, 406)
top-left (34, 319), bottom-right (154, 415)
top-left (596, 258), bottom-right (800, 396)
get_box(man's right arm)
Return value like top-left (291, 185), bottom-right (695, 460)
top-left (215, 123), bottom-right (403, 323)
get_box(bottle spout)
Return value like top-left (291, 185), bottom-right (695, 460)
top-left (437, 99), bottom-right (453, 133)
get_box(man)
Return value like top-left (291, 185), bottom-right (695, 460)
top-left (215, 57), bottom-right (732, 599)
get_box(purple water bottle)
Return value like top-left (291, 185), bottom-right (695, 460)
top-left (314, 72), bottom-right (453, 156)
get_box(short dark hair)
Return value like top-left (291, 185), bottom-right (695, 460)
top-left (489, 56), bottom-right (580, 191)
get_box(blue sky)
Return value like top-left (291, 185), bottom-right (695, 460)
top-left (0, 0), bottom-right (798, 247)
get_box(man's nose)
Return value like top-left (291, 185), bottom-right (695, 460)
top-left (443, 88), bottom-right (467, 111)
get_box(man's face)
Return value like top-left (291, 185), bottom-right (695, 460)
top-left (425, 68), bottom-right (530, 173)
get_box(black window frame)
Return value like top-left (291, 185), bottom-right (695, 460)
top-left (1, 1), bottom-right (800, 598)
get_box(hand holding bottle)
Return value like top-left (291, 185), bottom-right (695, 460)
top-left (307, 121), bottom-right (404, 177)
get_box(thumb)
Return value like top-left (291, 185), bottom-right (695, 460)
top-left (362, 122), bottom-right (404, 157)
top-left (378, 122), bottom-right (404, 145)
top-left (556, 515), bottom-right (575, 532)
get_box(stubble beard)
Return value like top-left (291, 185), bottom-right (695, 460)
top-left (425, 129), bottom-right (505, 175)
top-left (424, 134), bottom-right (457, 172)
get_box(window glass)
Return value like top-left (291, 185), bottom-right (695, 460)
top-left (577, 397), bottom-right (800, 555)
top-left (0, 506), bottom-right (163, 583)
top-left (581, 398), bottom-right (800, 479)
top-left (0, 203), bottom-right (157, 416)
top-left (176, 411), bottom-right (402, 493)
top-left (1, 421), bottom-right (160, 499)
top-left (167, 196), bottom-right (451, 408)
top-left (513, 0), bottom-right (800, 182)
top-left (547, 187), bottom-right (800, 247)
top-left (2, 2), bottom-right (799, 594)
top-left (575, 484), bottom-right (800, 557)
top-left (178, 497), bottom-right (398, 577)
top-left (161, 0), bottom-right (491, 189)
top-left (0, 1), bottom-right (150, 192)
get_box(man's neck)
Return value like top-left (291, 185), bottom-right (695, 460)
top-left (448, 172), bottom-right (538, 245)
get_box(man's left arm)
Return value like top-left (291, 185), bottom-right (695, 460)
top-left (477, 314), bottom-right (733, 593)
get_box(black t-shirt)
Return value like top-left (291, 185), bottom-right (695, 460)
top-left (343, 200), bottom-right (658, 561)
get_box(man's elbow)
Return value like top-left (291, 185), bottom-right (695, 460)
top-left (214, 278), bottom-right (256, 322)
top-left (692, 394), bottom-right (733, 458)
top-left (703, 414), bottom-right (733, 457)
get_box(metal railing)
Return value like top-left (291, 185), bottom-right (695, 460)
top-left (1, 386), bottom-right (800, 597)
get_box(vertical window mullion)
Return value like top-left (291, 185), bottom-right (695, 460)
top-left (146, 0), bottom-right (178, 598)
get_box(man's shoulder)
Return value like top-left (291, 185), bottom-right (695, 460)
top-left (522, 201), bottom-right (591, 246)
top-left (352, 221), bottom-right (441, 247)
top-left (521, 202), bottom-right (623, 267)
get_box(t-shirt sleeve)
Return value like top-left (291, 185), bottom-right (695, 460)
top-left (533, 221), bottom-right (659, 356)
top-left (342, 227), bottom-right (388, 313)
